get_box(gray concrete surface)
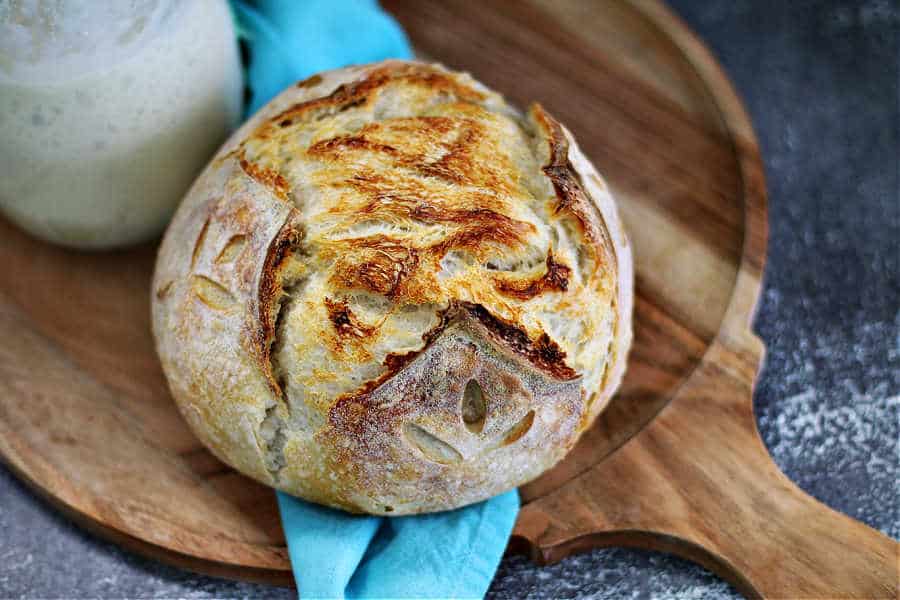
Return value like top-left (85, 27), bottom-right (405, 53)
top-left (1, 0), bottom-right (897, 598)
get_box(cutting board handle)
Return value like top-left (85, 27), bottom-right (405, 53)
top-left (515, 337), bottom-right (899, 599)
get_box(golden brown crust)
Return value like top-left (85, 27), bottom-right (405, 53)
top-left (258, 63), bottom-right (486, 142)
top-left (152, 60), bottom-right (633, 514)
top-left (238, 152), bottom-right (290, 202)
top-left (330, 235), bottom-right (419, 298)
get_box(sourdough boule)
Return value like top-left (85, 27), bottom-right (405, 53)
top-left (151, 60), bottom-right (633, 515)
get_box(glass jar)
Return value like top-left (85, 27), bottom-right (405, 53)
top-left (0, 0), bottom-right (242, 249)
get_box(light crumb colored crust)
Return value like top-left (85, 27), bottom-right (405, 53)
top-left (152, 60), bottom-right (633, 515)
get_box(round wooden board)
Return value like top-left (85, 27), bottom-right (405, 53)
top-left (2, 1), bottom-right (896, 597)
top-left (0, 0), bottom-right (763, 585)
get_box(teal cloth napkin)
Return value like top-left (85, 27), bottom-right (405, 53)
top-left (230, 2), bottom-right (520, 598)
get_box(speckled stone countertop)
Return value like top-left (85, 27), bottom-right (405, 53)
top-left (1, 1), bottom-right (897, 598)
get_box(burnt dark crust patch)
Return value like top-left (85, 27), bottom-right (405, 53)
top-left (308, 134), bottom-right (400, 157)
top-left (324, 297), bottom-right (377, 339)
top-left (328, 300), bottom-right (577, 424)
top-left (380, 303), bottom-right (460, 377)
top-left (254, 210), bottom-right (305, 395)
top-left (494, 251), bottom-right (570, 300)
top-left (461, 303), bottom-right (577, 381)
top-left (326, 303), bottom-right (459, 412)
top-left (531, 103), bottom-right (617, 276)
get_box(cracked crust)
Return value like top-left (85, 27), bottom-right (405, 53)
top-left (151, 60), bottom-right (633, 514)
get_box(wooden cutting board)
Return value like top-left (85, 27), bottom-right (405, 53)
top-left (0, 1), bottom-right (895, 597)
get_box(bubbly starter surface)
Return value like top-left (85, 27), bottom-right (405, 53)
top-left (0, 0), bottom-right (242, 248)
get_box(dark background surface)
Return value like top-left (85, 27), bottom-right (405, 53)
top-left (1, 1), bottom-right (897, 598)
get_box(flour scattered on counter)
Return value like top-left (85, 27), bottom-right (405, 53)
top-left (761, 384), bottom-right (898, 478)
top-left (490, 549), bottom-right (734, 600)
top-left (756, 320), bottom-right (900, 540)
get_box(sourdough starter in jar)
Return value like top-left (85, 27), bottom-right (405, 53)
top-left (0, 0), bottom-right (242, 248)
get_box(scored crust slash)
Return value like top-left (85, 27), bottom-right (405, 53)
top-left (151, 60), bottom-right (633, 515)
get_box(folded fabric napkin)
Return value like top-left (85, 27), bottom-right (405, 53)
top-left (229, 1), bottom-right (520, 598)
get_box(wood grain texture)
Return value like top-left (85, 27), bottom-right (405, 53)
top-left (0, 1), bottom-right (895, 597)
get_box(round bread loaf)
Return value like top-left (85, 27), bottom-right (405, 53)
top-left (152, 60), bottom-right (633, 515)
